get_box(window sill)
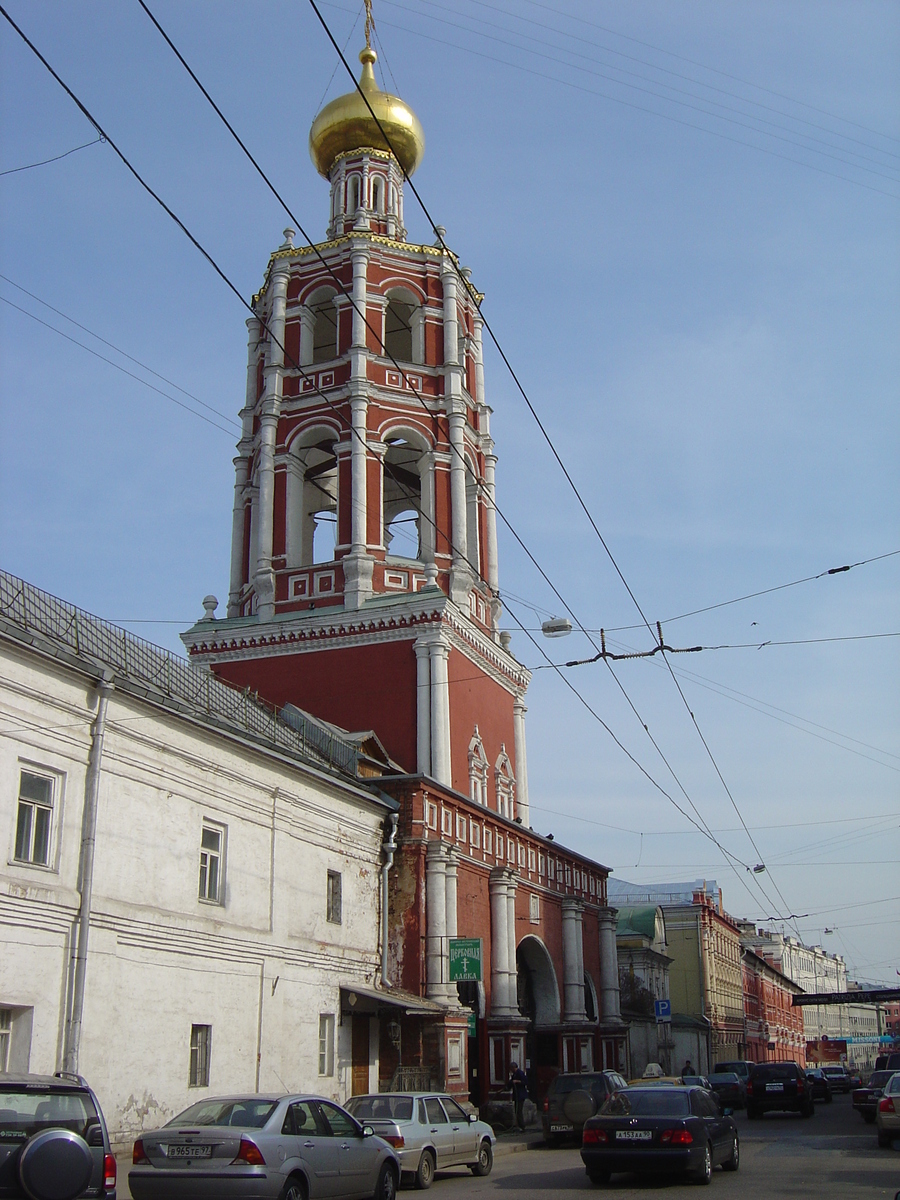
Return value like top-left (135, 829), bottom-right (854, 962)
top-left (198, 897), bottom-right (225, 908)
top-left (8, 859), bottom-right (57, 874)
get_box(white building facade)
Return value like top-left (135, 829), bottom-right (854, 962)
top-left (0, 571), bottom-right (412, 1150)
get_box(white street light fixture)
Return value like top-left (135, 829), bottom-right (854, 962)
top-left (541, 616), bottom-right (572, 637)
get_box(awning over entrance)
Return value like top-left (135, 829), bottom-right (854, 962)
top-left (339, 983), bottom-right (448, 1017)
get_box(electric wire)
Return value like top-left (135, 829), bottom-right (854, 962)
top-left (380, 0), bottom-right (900, 181)
top-left (307, 0), bottom-right (825, 934)
top-left (0, 294), bottom-right (238, 436)
top-left (0, 134), bottom-right (104, 176)
top-left (0, 272), bottom-right (240, 431)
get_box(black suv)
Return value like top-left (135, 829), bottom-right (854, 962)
top-left (542, 1071), bottom-right (629, 1145)
top-left (0, 1073), bottom-right (116, 1199)
top-left (747, 1062), bottom-right (814, 1119)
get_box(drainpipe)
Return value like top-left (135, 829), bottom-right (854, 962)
top-left (64, 671), bottom-right (113, 1074)
top-left (380, 813), bottom-right (399, 988)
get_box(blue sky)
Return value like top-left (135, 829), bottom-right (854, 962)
top-left (1, 1), bottom-right (897, 985)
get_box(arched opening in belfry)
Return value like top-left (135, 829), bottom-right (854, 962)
top-left (383, 288), bottom-right (421, 363)
top-left (584, 973), bottom-right (598, 1023)
top-left (382, 434), bottom-right (427, 561)
top-left (309, 289), bottom-right (338, 364)
top-left (287, 429), bottom-right (339, 568)
top-left (516, 936), bottom-right (561, 1027)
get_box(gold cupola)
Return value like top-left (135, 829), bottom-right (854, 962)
top-left (309, 47), bottom-right (425, 179)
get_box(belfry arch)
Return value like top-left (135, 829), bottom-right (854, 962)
top-left (516, 935), bottom-right (561, 1027)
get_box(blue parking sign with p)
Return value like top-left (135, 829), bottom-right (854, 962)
top-left (655, 999), bottom-right (672, 1022)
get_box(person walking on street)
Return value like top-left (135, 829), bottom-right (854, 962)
top-left (681, 1059), bottom-right (694, 1078)
top-left (510, 1062), bottom-right (528, 1131)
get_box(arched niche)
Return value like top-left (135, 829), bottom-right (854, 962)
top-left (380, 424), bottom-right (434, 563)
top-left (285, 424), bottom-right (340, 568)
top-left (382, 285), bottom-right (424, 364)
top-left (302, 286), bottom-right (339, 366)
top-left (516, 935), bottom-right (561, 1027)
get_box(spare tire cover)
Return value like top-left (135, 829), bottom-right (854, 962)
top-left (18, 1128), bottom-right (94, 1200)
top-left (562, 1089), bottom-right (597, 1126)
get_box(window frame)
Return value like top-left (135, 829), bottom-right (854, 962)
top-left (326, 869), bottom-right (342, 925)
top-left (189, 1024), bottom-right (211, 1088)
top-left (198, 820), bottom-right (226, 905)
top-left (318, 1013), bottom-right (335, 1076)
top-left (0, 1009), bottom-right (10, 1072)
top-left (13, 767), bottom-right (57, 869)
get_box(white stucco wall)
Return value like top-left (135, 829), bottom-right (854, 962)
top-left (0, 638), bottom-right (390, 1148)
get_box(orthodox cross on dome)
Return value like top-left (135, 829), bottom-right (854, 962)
top-left (364, 0), bottom-right (375, 51)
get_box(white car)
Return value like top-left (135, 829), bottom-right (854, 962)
top-left (876, 1072), bottom-right (900, 1148)
top-left (344, 1093), bottom-right (494, 1189)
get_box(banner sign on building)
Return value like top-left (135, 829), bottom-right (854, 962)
top-left (449, 938), bottom-right (483, 982)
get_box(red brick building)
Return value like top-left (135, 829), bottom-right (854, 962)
top-left (183, 45), bottom-right (626, 1105)
top-left (742, 948), bottom-right (806, 1065)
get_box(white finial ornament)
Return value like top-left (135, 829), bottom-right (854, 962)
top-left (201, 595), bottom-right (219, 621)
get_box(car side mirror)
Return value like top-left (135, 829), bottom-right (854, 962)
top-left (468, 1113), bottom-right (478, 1123)
top-left (361, 1125), bottom-right (374, 1138)
top-left (722, 1107), bottom-right (733, 1117)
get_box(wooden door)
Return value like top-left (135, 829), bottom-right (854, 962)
top-left (351, 1014), bottom-right (369, 1096)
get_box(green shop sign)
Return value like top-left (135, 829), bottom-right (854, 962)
top-left (449, 937), bottom-right (483, 982)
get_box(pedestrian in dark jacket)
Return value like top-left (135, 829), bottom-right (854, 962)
top-left (510, 1062), bottom-right (528, 1131)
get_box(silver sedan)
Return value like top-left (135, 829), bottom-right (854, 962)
top-left (128, 1094), bottom-right (400, 1200)
top-left (343, 1094), bottom-right (494, 1189)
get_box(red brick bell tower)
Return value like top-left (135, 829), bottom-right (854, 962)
top-left (182, 46), bottom-right (531, 820)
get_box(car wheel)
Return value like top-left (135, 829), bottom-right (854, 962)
top-left (415, 1150), bottom-right (435, 1190)
top-left (471, 1139), bottom-right (493, 1176)
top-left (721, 1134), bottom-right (739, 1172)
top-left (877, 1129), bottom-right (892, 1149)
top-left (691, 1143), bottom-right (712, 1185)
top-left (586, 1167), bottom-right (611, 1185)
top-left (279, 1177), bottom-right (308, 1200)
top-left (374, 1162), bottom-right (399, 1200)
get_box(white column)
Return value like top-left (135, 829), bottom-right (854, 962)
top-left (448, 410), bottom-right (469, 603)
top-left (229, 317), bottom-right (260, 616)
top-left (429, 638), bottom-right (452, 787)
top-left (445, 848), bottom-right (458, 943)
top-left (483, 447), bottom-right (499, 590)
top-left (473, 314), bottom-right (486, 407)
top-left (426, 842), bottom-right (449, 1002)
top-left (490, 868), bottom-right (513, 1017)
top-left (598, 907), bottom-right (623, 1023)
top-left (513, 698), bottom-right (529, 826)
top-left (254, 266), bottom-right (289, 622)
top-left (562, 898), bottom-right (586, 1022)
top-left (414, 639), bottom-right (431, 776)
top-left (344, 245), bottom-right (373, 609)
top-left (284, 458), bottom-right (304, 568)
top-left (506, 870), bottom-right (519, 1015)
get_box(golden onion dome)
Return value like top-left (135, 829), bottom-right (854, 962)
top-left (309, 47), bottom-right (425, 179)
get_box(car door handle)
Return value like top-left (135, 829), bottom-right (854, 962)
top-left (430, 1128), bottom-right (438, 1133)
top-left (303, 1141), bottom-right (315, 1148)
top-left (341, 1143), bottom-right (350, 1151)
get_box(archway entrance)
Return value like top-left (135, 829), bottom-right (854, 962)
top-left (516, 936), bottom-right (561, 1102)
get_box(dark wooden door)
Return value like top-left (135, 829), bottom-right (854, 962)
top-left (351, 1014), bottom-right (369, 1096)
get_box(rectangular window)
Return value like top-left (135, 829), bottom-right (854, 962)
top-left (189, 1024), bottom-right (211, 1087)
top-left (483, 829), bottom-right (492, 855)
top-left (318, 1013), bottom-right (335, 1076)
top-left (528, 847), bottom-right (536, 872)
top-left (198, 822), bottom-right (224, 903)
top-left (456, 814), bottom-right (467, 842)
top-left (441, 809), bottom-right (453, 836)
top-left (508, 840), bottom-right (515, 863)
top-left (326, 870), bottom-right (342, 924)
top-left (529, 893), bottom-right (540, 924)
top-left (0, 1010), bottom-right (10, 1072)
top-left (426, 802), bottom-right (438, 830)
top-left (470, 823), bottom-right (481, 850)
top-left (495, 834), bottom-right (503, 858)
top-left (548, 859), bottom-right (555, 881)
top-left (518, 843), bottom-right (526, 867)
top-left (14, 770), bottom-right (53, 866)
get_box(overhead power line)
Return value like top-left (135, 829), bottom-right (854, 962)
top-left (0, 134), bottom-right (104, 176)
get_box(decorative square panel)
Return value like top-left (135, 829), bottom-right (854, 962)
top-left (302, 376), bottom-right (316, 392)
top-left (315, 572), bottom-right (335, 595)
top-left (405, 374), bottom-right (422, 391)
top-left (386, 370), bottom-right (401, 388)
top-left (319, 371), bottom-right (335, 388)
top-left (384, 570), bottom-right (408, 590)
top-left (289, 574), bottom-right (309, 598)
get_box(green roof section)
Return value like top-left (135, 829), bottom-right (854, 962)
top-left (616, 906), bottom-right (660, 940)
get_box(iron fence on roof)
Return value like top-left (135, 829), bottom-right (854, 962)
top-left (0, 569), bottom-right (359, 777)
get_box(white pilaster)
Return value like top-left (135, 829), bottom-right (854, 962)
top-left (445, 848), bottom-right (458, 943)
top-left (428, 638), bottom-right (452, 787)
top-left (344, 244), bottom-right (373, 609)
top-left (505, 870), bottom-right (519, 1015)
top-left (414, 639), bottom-right (432, 776)
top-left (562, 897), bottom-right (586, 1022)
top-left (228, 317), bottom-right (260, 616)
top-left (598, 907), bottom-right (623, 1023)
top-left (426, 841), bottom-right (450, 1002)
top-left (513, 698), bottom-right (529, 826)
top-left (490, 868), bottom-right (514, 1017)
top-left (253, 266), bottom-right (289, 622)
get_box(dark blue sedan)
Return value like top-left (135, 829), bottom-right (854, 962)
top-left (581, 1085), bottom-right (739, 1186)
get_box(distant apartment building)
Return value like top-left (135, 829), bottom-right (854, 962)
top-left (741, 947), bottom-right (805, 1064)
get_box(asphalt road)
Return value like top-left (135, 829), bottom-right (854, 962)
top-left (114, 1094), bottom-right (900, 1198)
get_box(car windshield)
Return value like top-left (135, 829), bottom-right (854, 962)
top-left (167, 1099), bottom-right (278, 1128)
top-left (0, 1088), bottom-right (98, 1140)
top-left (712, 1074), bottom-right (739, 1084)
top-left (601, 1090), bottom-right (690, 1118)
top-left (821, 1068), bottom-right (844, 1076)
top-left (885, 1075), bottom-right (900, 1096)
top-left (869, 1072), bottom-right (894, 1088)
top-left (751, 1064), bottom-right (797, 1081)
top-left (552, 1074), bottom-right (604, 1095)
top-left (345, 1097), bottom-right (414, 1121)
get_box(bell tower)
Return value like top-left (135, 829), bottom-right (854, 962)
top-left (183, 46), bottom-right (531, 820)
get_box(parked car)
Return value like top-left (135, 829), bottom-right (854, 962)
top-left (712, 1060), bottom-right (755, 1085)
top-left (852, 1071), bottom-right (896, 1123)
top-left (746, 1062), bottom-right (814, 1119)
top-left (129, 1095), bottom-right (399, 1200)
top-left (707, 1072), bottom-right (747, 1111)
top-left (541, 1071), bottom-right (629, 1145)
top-left (874, 1053), bottom-right (900, 1072)
top-left (343, 1092), bottom-right (494, 1188)
top-left (581, 1084), bottom-right (739, 1186)
top-left (820, 1065), bottom-right (853, 1094)
top-left (681, 1075), bottom-right (713, 1090)
top-left (0, 1072), bottom-right (116, 1200)
top-left (804, 1068), bottom-right (833, 1104)
top-left (876, 1073), bottom-right (900, 1148)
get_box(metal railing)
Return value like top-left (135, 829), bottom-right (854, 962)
top-left (0, 569), bottom-right (359, 777)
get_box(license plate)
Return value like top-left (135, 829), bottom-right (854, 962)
top-left (766, 1083), bottom-right (784, 1092)
top-left (165, 1145), bottom-right (212, 1158)
top-left (550, 1124), bottom-right (571, 1132)
top-left (616, 1130), bottom-right (652, 1141)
